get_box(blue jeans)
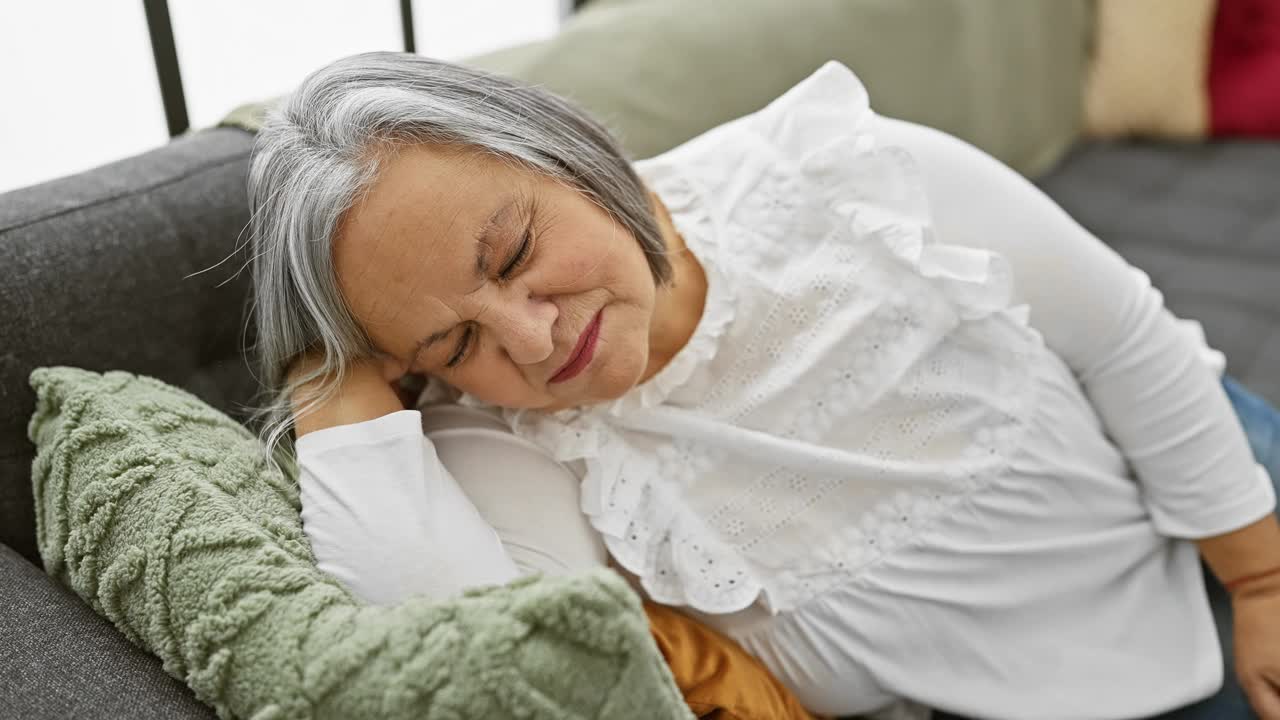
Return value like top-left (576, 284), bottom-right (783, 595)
top-left (934, 375), bottom-right (1280, 720)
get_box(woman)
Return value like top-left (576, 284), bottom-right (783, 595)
top-left (247, 51), bottom-right (1280, 719)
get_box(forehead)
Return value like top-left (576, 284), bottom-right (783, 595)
top-left (338, 143), bottom-right (513, 255)
top-left (331, 144), bottom-right (522, 339)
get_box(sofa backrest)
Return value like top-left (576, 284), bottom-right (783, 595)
top-left (0, 127), bottom-right (262, 564)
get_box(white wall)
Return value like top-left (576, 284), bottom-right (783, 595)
top-left (0, 0), bottom-right (563, 195)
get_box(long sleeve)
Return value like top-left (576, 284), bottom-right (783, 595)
top-left (871, 114), bottom-right (1275, 538)
top-left (296, 406), bottom-right (609, 607)
top-left (296, 409), bottom-right (520, 606)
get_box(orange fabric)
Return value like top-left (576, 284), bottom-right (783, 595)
top-left (643, 600), bottom-right (823, 720)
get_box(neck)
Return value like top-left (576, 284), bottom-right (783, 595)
top-left (642, 191), bottom-right (707, 384)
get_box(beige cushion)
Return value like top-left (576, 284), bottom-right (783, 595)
top-left (1084, 0), bottom-right (1216, 139)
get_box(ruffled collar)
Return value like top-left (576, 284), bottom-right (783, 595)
top-left (607, 169), bottom-right (736, 415)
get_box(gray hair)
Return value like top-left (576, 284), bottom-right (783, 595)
top-left (243, 50), bottom-right (671, 472)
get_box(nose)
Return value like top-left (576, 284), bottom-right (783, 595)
top-left (489, 291), bottom-right (559, 366)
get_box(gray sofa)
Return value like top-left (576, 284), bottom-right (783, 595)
top-left (3, 105), bottom-right (1279, 720)
top-left (1037, 140), bottom-right (1280, 406)
top-left (1, 127), bottom-right (261, 718)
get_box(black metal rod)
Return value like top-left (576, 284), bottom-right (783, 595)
top-left (400, 0), bottom-right (416, 54)
top-left (142, 0), bottom-right (189, 137)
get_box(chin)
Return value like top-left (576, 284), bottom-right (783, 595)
top-left (590, 346), bottom-right (646, 401)
top-left (550, 345), bottom-right (645, 410)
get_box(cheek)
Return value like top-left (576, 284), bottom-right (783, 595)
top-left (548, 219), bottom-right (646, 293)
top-left (451, 355), bottom-right (542, 407)
top-left (554, 240), bottom-right (617, 289)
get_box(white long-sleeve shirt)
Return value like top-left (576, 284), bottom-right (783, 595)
top-left (295, 62), bottom-right (1272, 720)
top-left (297, 403), bottom-right (607, 606)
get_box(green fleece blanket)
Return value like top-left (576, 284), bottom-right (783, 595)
top-left (27, 366), bottom-right (692, 720)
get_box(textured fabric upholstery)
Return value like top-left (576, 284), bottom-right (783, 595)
top-left (25, 366), bottom-right (691, 720)
top-left (0, 127), bottom-right (261, 564)
top-left (0, 542), bottom-right (215, 718)
top-left (1036, 140), bottom-right (1280, 406)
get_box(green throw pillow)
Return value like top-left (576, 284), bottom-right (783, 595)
top-left (27, 366), bottom-right (691, 720)
top-left (217, 0), bottom-right (1090, 178)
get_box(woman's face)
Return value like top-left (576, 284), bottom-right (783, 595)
top-left (333, 143), bottom-right (659, 411)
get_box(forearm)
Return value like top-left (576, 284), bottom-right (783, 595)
top-left (1197, 513), bottom-right (1280, 597)
top-left (297, 410), bottom-right (521, 605)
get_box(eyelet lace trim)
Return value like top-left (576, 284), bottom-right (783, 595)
top-left (495, 61), bottom-right (1042, 614)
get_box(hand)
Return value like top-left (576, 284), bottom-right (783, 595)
top-left (287, 350), bottom-right (410, 437)
top-left (1232, 584), bottom-right (1280, 719)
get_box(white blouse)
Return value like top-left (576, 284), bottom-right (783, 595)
top-left (295, 62), bottom-right (1274, 720)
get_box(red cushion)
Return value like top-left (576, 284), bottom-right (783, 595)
top-left (1209, 0), bottom-right (1280, 136)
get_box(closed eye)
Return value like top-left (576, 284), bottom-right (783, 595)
top-left (498, 195), bottom-right (538, 282)
top-left (445, 324), bottom-right (474, 368)
top-left (498, 227), bottom-right (532, 280)
top-left (445, 195), bottom-right (538, 369)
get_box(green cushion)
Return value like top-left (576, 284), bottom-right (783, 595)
top-left (27, 366), bottom-right (691, 720)
top-left (217, 0), bottom-right (1090, 178)
top-left (466, 0), bottom-right (1090, 178)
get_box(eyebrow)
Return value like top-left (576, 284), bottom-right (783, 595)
top-left (406, 193), bottom-right (517, 367)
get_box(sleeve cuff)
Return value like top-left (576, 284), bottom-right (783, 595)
top-left (1149, 463), bottom-right (1278, 539)
top-left (295, 409), bottom-right (423, 455)
top-left (1175, 316), bottom-right (1227, 377)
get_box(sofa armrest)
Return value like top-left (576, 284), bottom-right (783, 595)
top-left (0, 542), bottom-right (215, 719)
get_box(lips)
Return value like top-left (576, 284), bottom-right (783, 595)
top-left (549, 310), bottom-right (602, 384)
